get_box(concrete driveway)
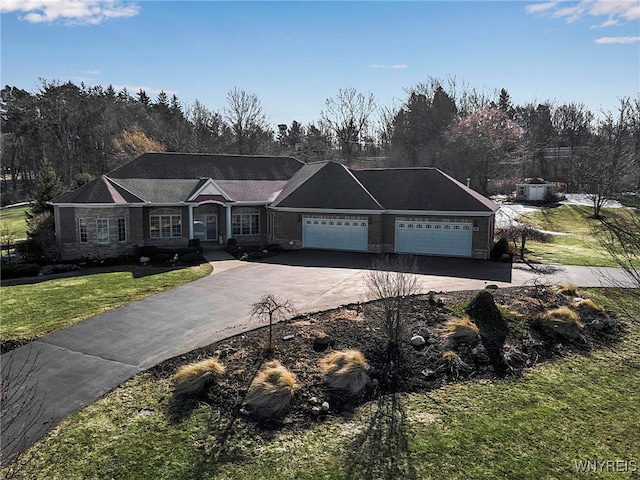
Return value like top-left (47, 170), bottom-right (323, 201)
top-left (1, 249), bottom-right (634, 463)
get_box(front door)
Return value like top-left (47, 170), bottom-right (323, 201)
top-left (194, 214), bottom-right (218, 241)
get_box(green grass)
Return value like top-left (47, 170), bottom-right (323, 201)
top-left (9, 288), bottom-right (639, 479)
top-left (0, 205), bottom-right (29, 240)
top-left (0, 263), bottom-right (212, 341)
top-left (518, 205), bottom-right (634, 267)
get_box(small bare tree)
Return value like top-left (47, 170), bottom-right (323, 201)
top-left (1, 345), bottom-right (48, 477)
top-left (497, 220), bottom-right (550, 263)
top-left (364, 255), bottom-right (419, 361)
top-left (0, 221), bottom-right (17, 265)
top-left (250, 294), bottom-right (296, 354)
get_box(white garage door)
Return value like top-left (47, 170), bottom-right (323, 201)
top-left (395, 220), bottom-right (473, 257)
top-left (529, 185), bottom-right (546, 201)
top-left (303, 217), bottom-right (368, 252)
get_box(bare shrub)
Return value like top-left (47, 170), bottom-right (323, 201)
top-left (1, 345), bottom-right (49, 476)
top-left (364, 254), bottom-right (419, 360)
top-left (534, 307), bottom-right (584, 341)
top-left (244, 360), bottom-right (298, 418)
top-left (441, 316), bottom-right (480, 347)
top-left (320, 349), bottom-right (370, 397)
top-left (172, 358), bottom-right (225, 397)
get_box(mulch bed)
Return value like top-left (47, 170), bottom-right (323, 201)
top-left (149, 285), bottom-right (626, 429)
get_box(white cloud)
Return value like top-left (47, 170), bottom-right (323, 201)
top-left (525, 2), bottom-right (558, 14)
top-left (527, 0), bottom-right (640, 24)
top-left (368, 64), bottom-right (408, 69)
top-left (0, 0), bottom-right (140, 25)
top-left (595, 35), bottom-right (640, 44)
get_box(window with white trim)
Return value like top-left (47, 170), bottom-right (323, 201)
top-left (78, 218), bottom-right (88, 243)
top-left (232, 208), bottom-right (259, 235)
top-left (118, 218), bottom-right (127, 243)
top-left (150, 208), bottom-right (182, 239)
top-left (96, 218), bottom-right (109, 244)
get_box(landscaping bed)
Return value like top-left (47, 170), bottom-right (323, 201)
top-left (152, 285), bottom-right (627, 428)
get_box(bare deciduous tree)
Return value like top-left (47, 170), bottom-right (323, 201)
top-left (574, 97), bottom-right (638, 218)
top-left (223, 88), bottom-right (271, 155)
top-left (593, 212), bottom-right (640, 292)
top-left (250, 294), bottom-right (296, 354)
top-left (320, 87), bottom-right (377, 163)
top-left (364, 255), bottom-right (419, 361)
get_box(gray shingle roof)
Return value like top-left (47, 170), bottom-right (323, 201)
top-left (52, 176), bottom-right (144, 204)
top-left (112, 179), bottom-right (202, 203)
top-left (109, 153), bottom-right (303, 180)
top-left (271, 162), bottom-right (383, 210)
top-left (353, 168), bottom-right (499, 212)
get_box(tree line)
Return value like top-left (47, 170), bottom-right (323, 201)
top-left (1, 78), bottom-right (638, 205)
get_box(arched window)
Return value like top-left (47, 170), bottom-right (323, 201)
top-left (150, 208), bottom-right (182, 238)
top-left (232, 208), bottom-right (260, 235)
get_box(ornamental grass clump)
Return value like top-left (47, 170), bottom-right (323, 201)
top-left (244, 360), bottom-right (298, 419)
top-left (441, 316), bottom-right (480, 347)
top-left (320, 349), bottom-right (370, 397)
top-left (557, 283), bottom-right (579, 296)
top-left (172, 358), bottom-right (225, 397)
top-left (439, 350), bottom-right (469, 378)
top-left (535, 307), bottom-right (584, 341)
top-left (572, 298), bottom-right (605, 314)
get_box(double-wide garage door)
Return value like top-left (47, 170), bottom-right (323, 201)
top-left (302, 217), bottom-right (368, 252)
top-left (395, 220), bottom-right (473, 257)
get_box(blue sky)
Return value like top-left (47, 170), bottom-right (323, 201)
top-left (1, 1), bottom-right (639, 127)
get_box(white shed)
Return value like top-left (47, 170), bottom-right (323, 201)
top-left (515, 179), bottom-right (554, 201)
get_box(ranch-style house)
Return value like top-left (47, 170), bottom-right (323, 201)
top-left (50, 153), bottom-right (499, 260)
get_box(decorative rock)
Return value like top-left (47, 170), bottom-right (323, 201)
top-left (310, 396), bottom-right (319, 404)
top-left (313, 333), bottom-right (332, 351)
top-left (311, 406), bottom-right (321, 416)
top-left (485, 284), bottom-right (499, 290)
top-left (219, 347), bottom-right (238, 358)
top-left (283, 334), bottom-right (295, 341)
top-left (421, 369), bottom-right (436, 379)
top-left (418, 327), bottom-right (430, 339)
top-left (321, 401), bottom-right (330, 412)
top-left (139, 256), bottom-right (150, 265)
top-left (411, 335), bottom-right (426, 347)
top-left (138, 408), bottom-right (154, 417)
top-left (428, 291), bottom-right (436, 305)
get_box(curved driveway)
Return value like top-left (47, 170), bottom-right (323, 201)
top-left (1, 249), bottom-right (633, 463)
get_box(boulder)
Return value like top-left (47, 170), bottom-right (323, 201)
top-left (411, 335), bottom-right (426, 347)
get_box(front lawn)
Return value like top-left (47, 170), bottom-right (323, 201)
top-left (517, 205), bottom-right (636, 267)
top-left (0, 205), bottom-right (29, 240)
top-left (7, 288), bottom-right (639, 479)
top-left (0, 263), bottom-right (212, 344)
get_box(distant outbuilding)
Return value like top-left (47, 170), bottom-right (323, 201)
top-left (515, 178), bottom-right (554, 202)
